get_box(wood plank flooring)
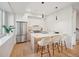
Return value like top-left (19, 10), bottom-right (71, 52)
top-left (11, 41), bottom-right (79, 57)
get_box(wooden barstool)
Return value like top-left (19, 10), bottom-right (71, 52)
top-left (60, 34), bottom-right (67, 52)
top-left (50, 35), bottom-right (61, 55)
top-left (37, 36), bottom-right (51, 57)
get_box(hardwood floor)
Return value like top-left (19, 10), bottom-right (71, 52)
top-left (11, 41), bottom-right (79, 57)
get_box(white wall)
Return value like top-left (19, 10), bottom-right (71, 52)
top-left (46, 6), bottom-right (72, 33)
top-left (46, 6), bottom-right (76, 48)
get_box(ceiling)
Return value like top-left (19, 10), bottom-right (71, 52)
top-left (0, 2), bottom-right (79, 15)
top-left (10, 2), bottom-right (74, 15)
top-left (0, 2), bottom-right (12, 12)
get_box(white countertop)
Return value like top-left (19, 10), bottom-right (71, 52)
top-left (0, 33), bottom-right (14, 47)
top-left (31, 32), bottom-right (62, 38)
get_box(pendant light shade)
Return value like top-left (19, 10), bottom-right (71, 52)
top-left (56, 16), bottom-right (57, 20)
top-left (42, 13), bottom-right (44, 18)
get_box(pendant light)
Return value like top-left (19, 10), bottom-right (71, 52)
top-left (41, 2), bottom-right (45, 18)
top-left (55, 6), bottom-right (58, 20)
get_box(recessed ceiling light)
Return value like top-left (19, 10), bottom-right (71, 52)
top-left (41, 2), bottom-right (44, 4)
top-left (55, 6), bottom-right (58, 9)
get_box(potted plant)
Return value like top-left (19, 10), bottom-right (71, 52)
top-left (3, 25), bottom-right (15, 34)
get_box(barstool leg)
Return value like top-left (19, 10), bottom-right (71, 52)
top-left (57, 43), bottom-right (60, 53)
top-left (47, 45), bottom-right (51, 56)
top-left (61, 41), bottom-right (63, 52)
top-left (41, 46), bottom-right (43, 57)
top-left (36, 44), bottom-right (39, 53)
top-left (52, 43), bottom-right (54, 55)
top-left (64, 41), bottom-right (67, 50)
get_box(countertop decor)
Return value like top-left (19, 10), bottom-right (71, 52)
top-left (3, 25), bottom-right (15, 34)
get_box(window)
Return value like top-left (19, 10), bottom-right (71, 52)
top-left (0, 9), bottom-right (9, 36)
top-left (0, 8), bottom-right (15, 37)
top-left (2, 10), bottom-right (7, 34)
top-left (0, 9), bottom-right (2, 34)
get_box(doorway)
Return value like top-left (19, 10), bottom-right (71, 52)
top-left (76, 11), bottom-right (79, 45)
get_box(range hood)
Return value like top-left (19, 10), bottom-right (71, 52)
top-left (28, 14), bottom-right (42, 19)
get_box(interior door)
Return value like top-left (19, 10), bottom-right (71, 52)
top-left (72, 9), bottom-right (76, 46)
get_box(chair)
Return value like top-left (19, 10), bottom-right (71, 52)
top-left (50, 35), bottom-right (61, 55)
top-left (37, 36), bottom-right (51, 57)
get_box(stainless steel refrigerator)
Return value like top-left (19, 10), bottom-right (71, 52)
top-left (16, 20), bottom-right (27, 43)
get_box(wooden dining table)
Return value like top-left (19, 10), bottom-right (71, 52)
top-left (30, 32), bottom-right (62, 53)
